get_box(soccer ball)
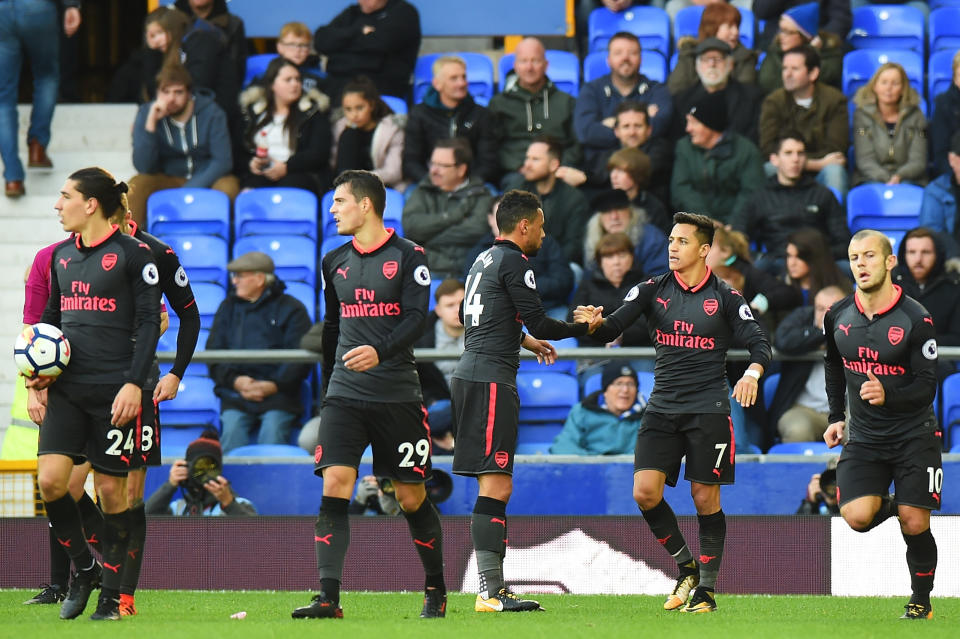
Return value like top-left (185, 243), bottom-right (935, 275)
top-left (13, 323), bottom-right (71, 378)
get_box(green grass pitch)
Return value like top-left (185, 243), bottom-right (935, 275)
top-left (2, 590), bottom-right (958, 638)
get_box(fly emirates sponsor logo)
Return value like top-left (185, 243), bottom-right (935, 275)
top-left (61, 280), bottom-right (117, 312)
top-left (842, 346), bottom-right (906, 376)
top-left (655, 320), bottom-right (716, 350)
top-left (340, 287), bottom-right (401, 318)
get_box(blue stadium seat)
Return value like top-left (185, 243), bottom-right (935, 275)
top-left (244, 53), bottom-right (277, 88)
top-left (588, 6), bottom-right (671, 55)
top-left (583, 49), bottom-right (667, 84)
top-left (841, 49), bottom-right (923, 98)
top-left (929, 50), bottom-right (955, 100)
top-left (383, 187), bottom-right (405, 235)
top-left (930, 8), bottom-right (960, 52)
top-left (191, 282), bottom-right (227, 328)
top-left (932, 0), bottom-right (960, 8)
top-left (583, 51), bottom-right (610, 83)
top-left (767, 442), bottom-right (834, 455)
top-left (161, 426), bottom-right (209, 459)
top-left (158, 375), bottom-right (219, 429)
top-left (517, 371), bottom-right (579, 422)
top-left (381, 95), bottom-right (408, 115)
top-left (516, 423), bottom-right (564, 454)
top-left (516, 440), bottom-right (557, 455)
top-left (846, 184), bottom-right (924, 232)
top-left (320, 235), bottom-right (351, 258)
top-left (518, 337), bottom-right (580, 376)
top-left (285, 280), bottom-right (316, 321)
top-left (159, 327), bottom-right (209, 378)
top-left (673, 5), bottom-right (755, 49)
top-left (763, 372), bottom-right (780, 411)
top-left (499, 49), bottom-right (580, 96)
top-left (147, 188), bottom-right (230, 239)
top-left (940, 372), bottom-right (960, 447)
top-left (233, 235), bottom-right (317, 287)
top-left (160, 234), bottom-right (229, 287)
top-left (413, 52), bottom-right (495, 104)
top-left (583, 370), bottom-right (655, 399)
top-left (847, 5), bottom-right (925, 52)
top-left (234, 188), bottom-right (318, 240)
top-left (321, 189), bottom-right (336, 238)
top-left (225, 443), bottom-right (311, 458)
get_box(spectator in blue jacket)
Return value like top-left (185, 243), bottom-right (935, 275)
top-left (550, 361), bottom-right (646, 455)
top-left (583, 188), bottom-right (669, 276)
top-left (918, 132), bottom-right (960, 244)
top-left (207, 251), bottom-right (313, 452)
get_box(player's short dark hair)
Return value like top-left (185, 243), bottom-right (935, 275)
top-left (434, 138), bottom-right (473, 173)
top-left (531, 135), bottom-right (562, 162)
top-left (497, 189), bottom-right (542, 234)
top-left (851, 229), bottom-right (893, 259)
top-left (434, 278), bottom-right (464, 302)
top-left (68, 167), bottom-right (129, 220)
top-left (609, 31), bottom-right (640, 49)
top-left (155, 62), bottom-right (193, 92)
top-left (783, 44), bottom-right (820, 72)
top-left (673, 212), bottom-right (715, 246)
top-left (333, 170), bottom-right (386, 217)
top-left (614, 100), bottom-right (650, 127)
top-left (774, 130), bottom-right (807, 153)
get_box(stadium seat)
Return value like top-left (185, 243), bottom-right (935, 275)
top-left (883, 229), bottom-right (907, 255)
top-left (191, 281), bottom-right (227, 328)
top-left (161, 426), bottom-right (210, 459)
top-left (383, 187), bottom-right (405, 235)
top-left (499, 49), bottom-right (580, 96)
top-left (147, 188), bottom-right (230, 239)
top-left (234, 188), bottom-right (318, 240)
top-left (158, 327), bottom-right (209, 378)
top-left (583, 51), bottom-right (610, 83)
top-left (583, 50), bottom-right (667, 84)
top-left (285, 280), bottom-right (316, 321)
top-left (243, 53), bottom-right (277, 88)
top-left (516, 422), bottom-right (564, 454)
top-left (516, 441), bottom-right (556, 455)
top-left (940, 372), bottom-right (960, 447)
top-left (380, 95), bottom-right (407, 115)
top-left (929, 50), bottom-right (955, 100)
top-left (158, 375), bottom-right (219, 429)
top-left (320, 235), bottom-right (351, 257)
top-left (160, 234), bottom-right (229, 287)
top-left (321, 189), bottom-right (336, 238)
top-left (233, 235), bottom-right (317, 287)
top-left (588, 6), bottom-right (671, 55)
top-left (841, 49), bottom-right (924, 98)
top-left (225, 444), bottom-right (312, 458)
top-left (583, 370), bottom-right (655, 399)
top-left (672, 5), bottom-right (755, 49)
top-left (517, 371), bottom-right (579, 422)
top-left (930, 8), bottom-right (960, 52)
top-left (762, 372), bottom-right (780, 411)
top-left (847, 5), bottom-right (925, 52)
top-left (767, 442), bottom-right (834, 455)
top-left (846, 184), bottom-right (924, 232)
top-left (518, 337), bottom-right (579, 376)
top-left (413, 52), bottom-right (495, 105)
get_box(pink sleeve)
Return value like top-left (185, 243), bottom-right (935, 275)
top-left (23, 242), bottom-right (59, 325)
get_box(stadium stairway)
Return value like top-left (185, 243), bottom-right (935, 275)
top-left (0, 103), bottom-right (138, 421)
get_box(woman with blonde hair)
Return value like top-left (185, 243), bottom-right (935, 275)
top-left (852, 62), bottom-right (928, 186)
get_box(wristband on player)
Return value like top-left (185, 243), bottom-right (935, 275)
top-left (744, 369), bottom-right (761, 380)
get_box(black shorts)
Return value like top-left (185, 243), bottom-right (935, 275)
top-left (634, 411), bottom-right (735, 487)
top-left (315, 396), bottom-right (432, 483)
top-left (37, 381), bottom-right (138, 476)
top-left (450, 378), bottom-right (519, 476)
top-left (837, 431), bottom-right (943, 510)
top-left (130, 395), bottom-right (160, 469)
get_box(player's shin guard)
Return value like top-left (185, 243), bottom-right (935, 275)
top-left (641, 499), bottom-right (694, 567)
top-left (697, 510), bottom-right (726, 590)
top-left (77, 492), bottom-right (104, 553)
top-left (403, 498), bottom-right (445, 591)
top-left (100, 510), bottom-right (131, 600)
top-left (472, 496), bottom-right (507, 597)
top-left (48, 523), bottom-right (72, 587)
top-left (44, 494), bottom-right (96, 572)
top-left (315, 496), bottom-right (350, 605)
top-left (903, 528), bottom-right (937, 605)
top-left (119, 503), bottom-right (146, 596)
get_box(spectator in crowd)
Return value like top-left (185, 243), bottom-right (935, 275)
top-left (349, 475), bottom-right (401, 516)
top-left (919, 132), bottom-right (960, 245)
top-left (584, 189), bottom-right (668, 276)
top-left (238, 57), bottom-right (332, 194)
top-left (569, 233), bottom-right (651, 347)
top-left (331, 75), bottom-right (406, 191)
top-left (128, 64), bottom-right (238, 228)
top-left (770, 284), bottom-right (849, 443)
top-left (402, 138), bottom-right (492, 279)
top-left (754, 0), bottom-right (851, 50)
top-left (575, 0), bottom-right (643, 55)
top-left (759, 44), bottom-right (849, 196)
top-left (782, 227), bottom-right (849, 305)
top-left (670, 38), bottom-right (764, 144)
top-left (931, 51), bottom-right (960, 178)
top-left (173, 0), bottom-right (247, 89)
top-left (313, 0), bottom-right (421, 101)
top-left (464, 196), bottom-right (574, 319)
top-left (489, 37), bottom-right (582, 182)
top-left (207, 251), bottom-right (313, 453)
top-left (508, 137), bottom-right (590, 265)
top-left (796, 458), bottom-right (840, 515)
top-left (144, 430), bottom-right (257, 516)
top-left (254, 22), bottom-right (326, 94)
top-left (607, 148), bottom-right (672, 233)
top-left (403, 55), bottom-right (498, 184)
top-left (852, 62), bottom-right (927, 187)
top-left (672, 90), bottom-right (765, 225)
top-left (667, 2), bottom-right (758, 95)
top-left (756, 2), bottom-right (843, 95)
top-left (732, 131), bottom-right (850, 271)
top-left (575, 31), bottom-right (673, 169)
top-left (0, 0), bottom-right (81, 197)
top-left (414, 279), bottom-right (465, 454)
top-left (550, 360), bottom-right (646, 455)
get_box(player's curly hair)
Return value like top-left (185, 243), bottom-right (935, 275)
top-left (497, 189), bottom-right (542, 234)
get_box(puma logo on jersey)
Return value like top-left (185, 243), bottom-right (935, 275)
top-left (59, 257), bottom-right (71, 270)
top-left (656, 297), bottom-right (670, 310)
top-left (837, 323), bottom-right (851, 336)
top-left (336, 267), bottom-right (350, 279)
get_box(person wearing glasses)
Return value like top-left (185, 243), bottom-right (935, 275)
top-left (252, 22), bottom-right (327, 95)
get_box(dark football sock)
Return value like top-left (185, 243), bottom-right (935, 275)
top-left (641, 498), bottom-right (694, 567)
top-left (76, 491), bottom-right (103, 553)
top-left (697, 510), bottom-right (726, 590)
top-left (119, 503), bottom-right (146, 596)
top-left (860, 494), bottom-right (896, 532)
top-left (903, 528), bottom-right (937, 605)
top-left (44, 494), bottom-right (95, 572)
top-left (48, 523), bottom-right (71, 587)
top-left (472, 496), bottom-right (507, 597)
top-left (315, 496), bottom-right (350, 605)
top-left (100, 510), bottom-right (131, 597)
top-left (402, 498), bottom-right (445, 591)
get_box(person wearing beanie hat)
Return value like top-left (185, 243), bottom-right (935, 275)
top-left (582, 189), bottom-right (670, 276)
top-left (672, 92), bottom-right (765, 225)
top-left (757, 2), bottom-right (845, 95)
top-left (783, 2), bottom-right (819, 41)
top-left (143, 430), bottom-right (257, 516)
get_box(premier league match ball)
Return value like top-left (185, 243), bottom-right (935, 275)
top-left (13, 323), bottom-right (71, 379)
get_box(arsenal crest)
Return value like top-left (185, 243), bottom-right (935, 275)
top-left (703, 299), bottom-right (718, 316)
top-left (382, 260), bottom-right (399, 279)
top-left (314, 445), bottom-right (323, 464)
top-left (101, 253), bottom-right (118, 271)
top-left (494, 451), bottom-right (509, 469)
top-left (888, 326), bottom-right (904, 345)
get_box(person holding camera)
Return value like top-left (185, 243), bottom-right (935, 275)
top-left (796, 458), bottom-right (840, 515)
top-left (144, 430), bottom-right (256, 516)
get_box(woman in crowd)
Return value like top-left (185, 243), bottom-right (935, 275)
top-left (757, 2), bottom-right (843, 94)
top-left (607, 148), bottom-right (672, 234)
top-left (931, 51), bottom-right (960, 177)
top-left (783, 227), bottom-right (849, 306)
top-left (667, 2), bottom-right (758, 95)
top-left (852, 62), bottom-right (927, 187)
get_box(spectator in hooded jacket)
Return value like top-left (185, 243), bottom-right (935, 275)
top-left (919, 132), bottom-right (960, 248)
top-left (174, 0), bottom-right (247, 89)
top-left (931, 51), bottom-right (960, 178)
top-left (584, 189), bottom-right (669, 276)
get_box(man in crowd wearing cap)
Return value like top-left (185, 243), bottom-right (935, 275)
top-left (670, 38), bottom-right (764, 145)
top-left (583, 188), bottom-right (669, 276)
top-left (575, 31), bottom-right (673, 171)
top-left (550, 362), bottom-right (646, 455)
top-left (206, 251), bottom-right (312, 453)
top-left (144, 429), bottom-right (257, 516)
top-left (759, 43), bottom-right (849, 196)
top-left (671, 91), bottom-right (764, 226)
top-left (756, 2), bottom-right (845, 95)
